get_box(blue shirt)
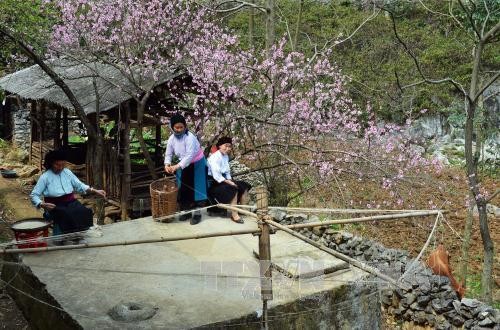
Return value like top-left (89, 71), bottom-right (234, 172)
top-left (30, 168), bottom-right (89, 207)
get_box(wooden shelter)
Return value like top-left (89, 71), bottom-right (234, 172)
top-left (0, 58), bottom-right (191, 219)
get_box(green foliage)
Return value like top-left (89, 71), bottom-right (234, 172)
top-left (0, 0), bottom-right (57, 73)
top-left (0, 137), bottom-right (9, 149)
top-left (68, 135), bottom-right (86, 143)
top-left (225, 0), bottom-right (498, 122)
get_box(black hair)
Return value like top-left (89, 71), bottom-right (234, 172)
top-left (216, 136), bottom-right (232, 148)
top-left (43, 149), bottom-right (67, 170)
top-left (170, 113), bottom-right (187, 129)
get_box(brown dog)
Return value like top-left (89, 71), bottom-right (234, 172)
top-left (426, 244), bottom-right (465, 299)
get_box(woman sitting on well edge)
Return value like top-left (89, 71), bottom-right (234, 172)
top-left (207, 137), bottom-right (251, 223)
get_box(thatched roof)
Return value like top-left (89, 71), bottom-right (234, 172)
top-left (0, 58), bottom-right (181, 115)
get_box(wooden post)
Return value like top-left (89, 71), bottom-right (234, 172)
top-left (38, 101), bottom-right (44, 169)
top-left (62, 107), bottom-right (68, 147)
top-left (255, 186), bottom-right (272, 330)
top-left (54, 107), bottom-right (61, 149)
top-left (155, 124), bottom-right (161, 166)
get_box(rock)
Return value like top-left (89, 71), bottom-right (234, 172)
top-left (463, 319), bottom-right (475, 329)
top-left (342, 232), bottom-right (353, 240)
top-left (413, 311), bottom-right (427, 324)
top-left (346, 236), bottom-right (362, 249)
top-left (417, 295), bottom-right (431, 306)
top-left (407, 115), bottom-right (444, 140)
top-left (338, 243), bottom-right (347, 251)
top-left (418, 282), bottom-right (431, 294)
top-left (410, 302), bottom-right (425, 311)
top-left (477, 317), bottom-right (494, 327)
top-left (108, 302), bottom-right (158, 322)
top-left (16, 165), bottom-right (39, 178)
top-left (452, 300), bottom-right (462, 313)
top-left (445, 310), bottom-right (465, 327)
top-left (308, 215), bottom-right (320, 223)
top-left (394, 288), bottom-right (406, 299)
top-left (269, 209), bottom-right (287, 222)
top-left (312, 226), bottom-right (325, 236)
top-left (478, 311), bottom-right (491, 320)
top-left (460, 307), bottom-right (474, 320)
top-left (324, 228), bottom-right (338, 235)
top-left (432, 149), bottom-right (450, 165)
top-left (403, 310), bottom-right (413, 321)
top-left (333, 233), bottom-right (343, 244)
top-left (486, 204), bottom-right (499, 217)
top-left (380, 291), bottom-right (393, 306)
top-left (424, 313), bottom-right (436, 326)
top-left (431, 298), bottom-right (453, 313)
top-left (473, 204), bottom-right (500, 217)
top-left (401, 294), bottom-right (416, 308)
top-left (436, 317), bottom-right (452, 330)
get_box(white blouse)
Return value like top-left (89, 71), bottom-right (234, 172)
top-left (207, 150), bottom-right (232, 183)
top-left (164, 131), bottom-right (202, 169)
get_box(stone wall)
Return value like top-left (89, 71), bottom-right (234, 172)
top-left (271, 211), bottom-right (499, 329)
top-left (9, 101), bottom-right (80, 153)
top-left (11, 103), bottom-right (31, 150)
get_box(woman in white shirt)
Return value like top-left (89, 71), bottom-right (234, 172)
top-left (164, 113), bottom-right (208, 225)
top-left (207, 137), bottom-right (251, 223)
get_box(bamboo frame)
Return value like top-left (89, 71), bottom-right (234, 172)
top-left (285, 211), bottom-right (443, 229)
top-left (229, 204), bottom-right (437, 214)
top-left (1, 228), bottom-right (261, 254)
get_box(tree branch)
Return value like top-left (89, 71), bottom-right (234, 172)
top-left (388, 11), bottom-right (467, 96)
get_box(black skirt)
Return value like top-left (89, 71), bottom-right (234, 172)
top-left (48, 200), bottom-right (93, 234)
top-left (208, 177), bottom-right (251, 204)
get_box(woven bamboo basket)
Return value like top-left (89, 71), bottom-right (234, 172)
top-left (150, 177), bottom-right (178, 221)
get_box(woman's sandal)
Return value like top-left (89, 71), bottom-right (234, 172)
top-left (230, 215), bottom-right (244, 224)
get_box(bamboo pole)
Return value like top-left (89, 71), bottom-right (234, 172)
top-left (230, 204), bottom-right (436, 214)
top-left (213, 206), bottom-right (441, 228)
top-left (263, 218), bottom-right (410, 291)
top-left (217, 204), bottom-right (259, 219)
top-left (1, 229), bottom-right (261, 254)
top-left (286, 211), bottom-right (443, 229)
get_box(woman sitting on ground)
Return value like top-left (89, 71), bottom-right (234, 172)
top-left (30, 149), bottom-right (106, 239)
top-left (207, 137), bottom-right (251, 223)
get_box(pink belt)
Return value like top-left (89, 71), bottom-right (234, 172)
top-left (191, 149), bottom-right (204, 163)
top-left (44, 193), bottom-right (76, 204)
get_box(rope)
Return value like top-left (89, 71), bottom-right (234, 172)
top-left (398, 211), bottom-right (442, 281)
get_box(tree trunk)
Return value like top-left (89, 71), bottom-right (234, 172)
top-left (465, 101), bottom-right (493, 303)
top-left (121, 104), bottom-right (131, 221)
top-left (459, 196), bottom-right (474, 287)
top-left (136, 96), bottom-right (158, 180)
top-left (292, 0), bottom-right (304, 51)
top-left (465, 41), bottom-right (493, 304)
top-left (265, 0), bottom-right (275, 58)
top-left (248, 0), bottom-right (255, 49)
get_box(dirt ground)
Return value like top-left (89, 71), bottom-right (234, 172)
top-left (0, 175), bottom-right (36, 329)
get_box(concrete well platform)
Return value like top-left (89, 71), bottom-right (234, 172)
top-left (2, 212), bottom-right (381, 329)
